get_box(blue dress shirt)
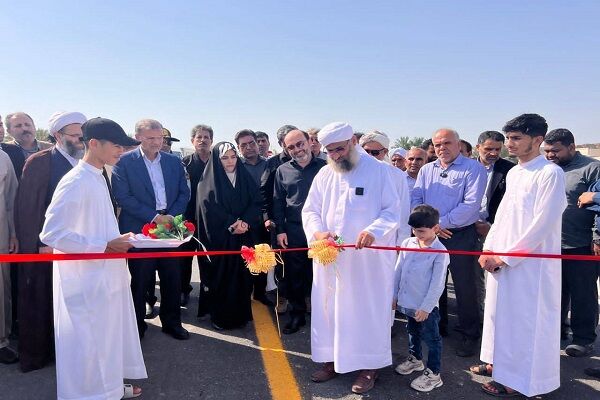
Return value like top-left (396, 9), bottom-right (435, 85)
top-left (411, 154), bottom-right (486, 229)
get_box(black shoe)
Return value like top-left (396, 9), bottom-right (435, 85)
top-left (565, 343), bottom-right (594, 357)
top-left (144, 303), bottom-right (156, 319)
top-left (180, 292), bottom-right (190, 307)
top-left (584, 367), bottom-right (600, 379)
top-left (212, 322), bottom-right (224, 331)
top-left (0, 347), bottom-right (19, 364)
top-left (282, 315), bottom-right (306, 335)
top-left (456, 337), bottom-right (479, 357)
top-left (439, 326), bottom-right (449, 337)
top-left (255, 295), bottom-right (274, 307)
top-left (162, 325), bottom-right (190, 340)
top-left (138, 321), bottom-right (148, 339)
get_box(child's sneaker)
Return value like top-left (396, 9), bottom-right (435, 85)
top-left (394, 355), bottom-right (425, 375)
top-left (410, 368), bottom-right (443, 392)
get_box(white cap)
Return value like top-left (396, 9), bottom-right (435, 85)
top-left (48, 111), bottom-right (87, 136)
top-left (390, 147), bottom-right (407, 158)
top-left (318, 122), bottom-right (353, 147)
top-left (359, 130), bottom-right (390, 149)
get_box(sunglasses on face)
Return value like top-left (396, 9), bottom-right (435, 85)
top-left (365, 148), bottom-right (385, 156)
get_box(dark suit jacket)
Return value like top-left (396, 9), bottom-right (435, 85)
top-left (182, 152), bottom-right (208, 221)
top-left (112, 149), bottom-right (190, 234)
top-left (15, 147), bottom-right (74, 251)
top-left (260, 152), bottom-right (291, 221)
top-left (485, 157), bottom-right (515, 223)
top-left (1, 143), bottom-right (26, 180)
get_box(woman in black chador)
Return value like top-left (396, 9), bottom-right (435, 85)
top-left (196, 142), bottom-right (261, 330)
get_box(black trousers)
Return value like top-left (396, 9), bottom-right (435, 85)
top-left (561, 246), bottom-right (599, 345)
top-left (10, 263), bottom-right (18, 335)
top-left (438, 224), bottom-right (482, 340)
top-left (277, 222), bottom-right (312, 316)
top-left (180, 239), bottom-right (197, 296)
top-left (251, 225), bottom-right (271, 299)
top-left (129, 248), bottom-right (182, 334)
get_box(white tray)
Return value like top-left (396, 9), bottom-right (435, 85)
top-left (129, 234), bottom-right (193, 249)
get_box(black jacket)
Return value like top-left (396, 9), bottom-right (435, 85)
top-left (1, 142), bottom-right (25, 180)
top-left (485, 157), bottom-right (515, 223)
top-left (182, 152), bottom-right (208, 221)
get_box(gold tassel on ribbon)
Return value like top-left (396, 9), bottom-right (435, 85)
top-left (241, 244), bottom-right (282, 275)
top-left (308, 236), bottom-right (344, 265)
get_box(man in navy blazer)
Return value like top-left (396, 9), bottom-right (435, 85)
top-left (112, 119), bottom-right (190, 340)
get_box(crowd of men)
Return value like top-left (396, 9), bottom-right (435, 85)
top-left (0, 111), bottom-right (599, 399)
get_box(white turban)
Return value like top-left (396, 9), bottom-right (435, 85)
top-left (318, 122), bottom-right (353, 147)
top-left (391, 148), bottom-right (407, 158)
top-left (48, 111), bottom-right (87, 136)
top-left (359, 130), bottom-right (390, 149)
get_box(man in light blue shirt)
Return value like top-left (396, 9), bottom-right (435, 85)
top-left (411, 128), bottom-right (486, 357)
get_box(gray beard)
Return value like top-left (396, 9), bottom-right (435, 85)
top-left (62, 142), bottom-right (85, 159)
top-left (327, 145), bottom-right (359, 173)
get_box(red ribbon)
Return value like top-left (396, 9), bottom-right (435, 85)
top-left (1, 245), bottom-right (599, 263)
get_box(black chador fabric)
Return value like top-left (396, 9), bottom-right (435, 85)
top-left (196, 142), bottom-right (262, 329)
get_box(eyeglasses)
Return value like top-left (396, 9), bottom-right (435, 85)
top-left (61, 133), bottom-right (83, 139)
top-left (365, 148), bottom-right (385, 156)
top-left (285, 140), bottom-right (306, 152)
top-left (239, 141), bottom-right (257, 149)
top-left (325, 140), bottom-right (350, 155)
top-left (440, 171), bottom-right (448, 178)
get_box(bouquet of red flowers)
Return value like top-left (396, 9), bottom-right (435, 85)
top-left (142, 214), bottom-right (195, 240)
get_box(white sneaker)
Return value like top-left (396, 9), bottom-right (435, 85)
top-left (394, 355), bottom-right (425, 375)
top-left (410, 368), bottom-right (443, 392)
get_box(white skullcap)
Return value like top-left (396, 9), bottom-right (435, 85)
top-left (48, 111), bottom-right (87, 136)
top-left (391, 148), bottom-right (407, 158)
top-left (318, 122), bottom-right (353, 147)
top-left (359, 130), bottom-right (390, 149)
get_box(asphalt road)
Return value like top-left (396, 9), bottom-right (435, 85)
top-left (1, 267), bottom-right (599, 399)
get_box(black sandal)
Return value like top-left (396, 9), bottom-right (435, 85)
top-left (470, 363), bottom-right (493, 376)
top-left (482, 381), bottom-right (521, 398)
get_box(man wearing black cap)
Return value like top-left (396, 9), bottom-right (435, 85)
top-left (112, 119), bottom-right (190, 340)
top-left (161, 127), bottom-right (181, 157)
top-left (40, 117), bottom-right (147, 400)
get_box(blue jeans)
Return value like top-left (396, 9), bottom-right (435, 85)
top-left (407, 307), bottom-right (442, 374)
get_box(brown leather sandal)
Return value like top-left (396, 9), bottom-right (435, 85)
top-left (470, 363), bottom-right (493, 376)
top-left (482, 381), bottom-right (521, 397)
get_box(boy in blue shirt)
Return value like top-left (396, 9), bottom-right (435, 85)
top-left (393, 205), bottom-right (449, 392)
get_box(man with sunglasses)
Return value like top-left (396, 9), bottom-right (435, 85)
top-left (360, 131), bottom-right (411, 245)
top-left (411, 128), bottom-right (486, 356)
top-left (273, 129), bottom-right (326, 334)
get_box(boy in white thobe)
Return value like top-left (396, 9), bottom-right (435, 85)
top-left (302, 122), bottom-right (402, 395)
top-left (478, 114), bottom-right (566, 397)
top-left (40, 118), bottom-right (147, 400)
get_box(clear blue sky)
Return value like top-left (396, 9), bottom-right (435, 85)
top-left (1, 0), bottom-right (599, 150)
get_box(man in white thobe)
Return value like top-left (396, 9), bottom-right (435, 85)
top-left (0, 149), bottom-right (18, 364)
top-left (302, 122), bottom-right (402, 395)
top-left (359, 130), bottom-right (411, 245)
top-left (40, 118), bottom-right (147, 400)
top-left (478, 113), bottom-right (566, 397)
